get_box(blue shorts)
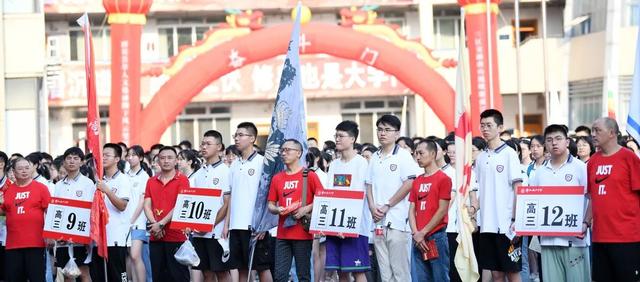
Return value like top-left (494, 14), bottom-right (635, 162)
top-left (131, 229), bottom-right (149, 243)
top-left (325, 235), bottom-right (370, 272)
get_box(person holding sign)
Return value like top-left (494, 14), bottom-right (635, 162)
top-left (52, 147), bottom-right (96, 282)
top-left (267, 139), bottom-right (321, 282)
top-left (0, 157), bottom-right (51, 282)
top-left (528, 124), bottom-right (590, 281)
top-left (365, 115), bottom-right (419, 282)
top-left (586, 117), bottom-right (640, 282)
top-left (475, 109), bottom-right (524, 282)
top-left (190, 130), bottom-right (232, 282)
top-left (408, 139), bottom-right (452, 282)
top-left (324, 121), bottom-right (372, 281)
top-left (91, 143), bottom-right (133, 282)
top-left (144, 146), bottom-right (190, 282)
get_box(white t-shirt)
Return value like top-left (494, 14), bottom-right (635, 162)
top-left (327, 154), bottom-right (372, 237)
top-left (310, 167), bottom-right (330, 189)
top-left (127, 168), bottom-right (149, 229)
top-left (192, 160), bottom-right (231, 238)
top-left (102, 171), bottom-right (133, 247)
top-left (442, 164), bottom-right (458, 233)
top-left (229, 151), bottom-right (263, 231)
top-left (34, 174), bottom-right (55, 196)
top-left (528, 155), bottom-right (590, 247)
top-left (366, 145), bottom-right (421, 232)
top-left (474, 142), bottom-right (523, 234)
top-left (54, 173), bottom-right (96, 201)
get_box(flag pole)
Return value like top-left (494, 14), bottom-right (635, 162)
top-left (542, 0), bottom-right (550, 123)
top-left (486, 0), bottom-right (494, 109)
top-left (515, 0), bottom-right (524, 136)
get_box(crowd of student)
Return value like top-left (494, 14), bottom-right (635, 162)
top-left (0, 110), bottom-right (638, 282)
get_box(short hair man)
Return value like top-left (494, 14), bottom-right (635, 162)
top-left (529, 124), bottom-right (591, 281)
top-left (144, 146), bottom-right (191, 282)
top-left (585, 117), bottom-right (640, 282)
top-left (325, 121), bottom-right (373, 281)
top-left (574, 125), bottom-right (591, 137)
top-left (268, 139), bottom-right (322, 282)
top-left (226, 122), bottom-right (273, 282)
top-left (365, 114), bottom-right (419, 282)
top-left (307, 137), bottom-right (319, 149)
top-left (475, 110), bottom-right (524, 282)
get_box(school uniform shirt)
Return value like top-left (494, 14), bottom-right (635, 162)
top-left (103, 171), bottom-right (133, 247)
top-left (327, 154), bottom-right (372, 237)
top-left (268, 169), bottom-right (321, 240)
top-left (191, 160), bottom-right (231, 239)
top-left (127, 168), bottom-right (150, 230)
top-left (442, 164), bottom-right (458, 233)
top-left (474, 142), bottom-right (523, 234)
top-left (529, 155), bottom-right (590, 247)
top-left (587, 148), bottom-right (640, 243)
top-left (2, 180), bottom-right (51, 249)
top-left (54, 173), bottom-right (96, 201)
top-left (145, 172), bottom-right (190, 242)
top-left (365, 145), bottom-right (421, 232)
top-left (229, 151), bottom-right (263, 231)
top-left (409, 170), bottom-right (452, 236)
top-left (34, 174), bottom-right (55, 197)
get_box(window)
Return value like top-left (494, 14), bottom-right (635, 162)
top-left (167, 104), bottom-right (232, 145)
top-left (69, 28), bottom-right (111, 62)
top-left (512, 19), bottom-right (538, 45)
top-left (433, 17), bottom-right (460, 50)
top-left (568, 79), bottom-right (603, 129)
top-left (340, 99), bottom-right (406, 144)
top-left (156, 17), bottom-right (221, 58)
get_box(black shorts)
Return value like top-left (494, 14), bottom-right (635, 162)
top-left (55, 245), bottom-right (90, 267)
top-left (228, 230), bottom-right (273, 271)
top-left (593, 242), bottom-right (640, 282)
top-left (192, 237), bottom-right (230, 272)
top-left (5, 247), bottom-right (46, 282)
top-left (89, 246), bottom-right (129, 282)
top-left (478, 233), bottom-right (522, 273)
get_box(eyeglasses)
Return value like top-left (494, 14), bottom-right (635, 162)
top-left (233, 133), bottom-right (254, 139)
top-left (545, 136), bottom-right (566, 144)
top-left (279, 147), bottom-right (300, 154)
top-left (376, 128), bottom-right (399, 133)
top-left (334, 134), bottom-right (351, 140)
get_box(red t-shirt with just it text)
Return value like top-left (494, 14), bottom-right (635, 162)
top-left (409, 170), bottom-right (451, 236)
top-left (268, 169), bottom-right (322, 240)
top-left (587, 147), bottom-right (640, 242)
top-left (2, 180), bottom-right (51, 249)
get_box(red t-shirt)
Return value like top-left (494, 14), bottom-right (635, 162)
top-left (1, 180), bottom-right (51, 249)
top-left (267, 169), bottom-right (321, 240)
top-left (587, 147), bottom-right (640, 242)
top-left (409, 170), bottom-right (451, 236)
top-left (145, 172), bottom-right (190, 242)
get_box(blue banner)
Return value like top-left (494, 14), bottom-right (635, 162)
top-left (628, 28), bottom-right (640, 142)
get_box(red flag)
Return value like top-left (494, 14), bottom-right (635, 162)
top-left (78, 13), bottom-right (109, 260)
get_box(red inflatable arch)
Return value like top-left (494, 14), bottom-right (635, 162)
top-left (137, 22), bottom-right (454, 147)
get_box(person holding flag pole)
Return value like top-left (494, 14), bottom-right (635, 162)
top-left (240, 2), bottom-right (309, 282)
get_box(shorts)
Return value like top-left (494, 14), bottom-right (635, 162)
top-left (192, 237), bottom-right (231, 272)
top-left (325, 235), bottom-right (371, 272)
top-left (478, 233), bottom-right (522, 273)
top-left (55, 245), bottom-right (90, 267)
top-left (592, 242), bottom-right (640, 282)
top-left (228, 230), bottom-right (272, 271)
top-left (131, 229), bottom-right (149, 243)
top-left (5, 247), bottom-right (46, 282)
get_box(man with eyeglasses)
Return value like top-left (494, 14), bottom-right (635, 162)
top-left (190, 130), bottom-right (232, 282)
top-left (325, 120), bottom-right (373, 282)
top-left (365, 114), bottom-right (420, 282)
top-left (475, 110), bottom-right (524, 282)
top-left (267, 139), bottom-right (322, 282)
top-left (225, 122), bottom-right (273, 282)
top-left (529, 124), bottom-right (590, 282)
top-left (586, 117), bottom-right (640, 282)
top-left (144, 146), bottom-right (191, 282)
top-left (91, 143), bottom-right (133, 282)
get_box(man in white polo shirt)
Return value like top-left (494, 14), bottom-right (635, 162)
top-left (366, 115), bottom-right (419, 282)
top-left (191, 130), bottom-right (232, 282)
top-left (91, 143), bottom-right (133, 282)
top-left (475, 109), bottom-right (524, 282)
top-left (53, 147), bottom-right (96, 282)
top-left (225, 122), bottom-right (272, 282)
top-left (529, 124), bottom-right (590, 281)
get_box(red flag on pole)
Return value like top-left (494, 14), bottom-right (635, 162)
top-left (77, 13), bottom-right (109, 260)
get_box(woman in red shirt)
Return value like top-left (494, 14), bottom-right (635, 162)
top-left (0, 157), bottom-right (51, 282)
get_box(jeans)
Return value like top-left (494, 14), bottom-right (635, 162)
top-left (274, 239), bottom-right (312, 282)
top-left (411, 229), bottom-right (450, 282)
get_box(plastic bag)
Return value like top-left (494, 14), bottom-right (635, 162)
top-left (61, 246), bottom-right (81, 279)
top-left (174, 240), bottom-right (200, 267)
